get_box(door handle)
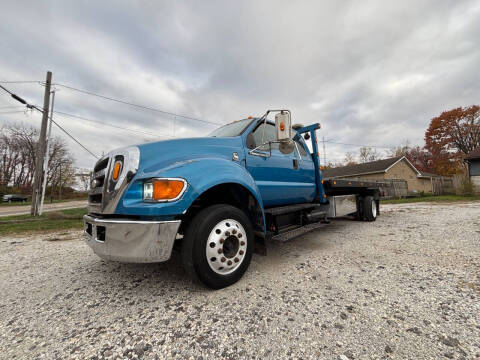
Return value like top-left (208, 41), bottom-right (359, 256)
top-left (293, 158), bottom-right (298, 170)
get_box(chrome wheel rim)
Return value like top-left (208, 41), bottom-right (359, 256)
top-left (372, 200), bottom-right (377, 218)
top-left (206, 219), bottom-right (247, 275)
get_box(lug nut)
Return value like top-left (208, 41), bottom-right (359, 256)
top-left (219, 239), bottom-right (224, 244)
top-left (238, 233), bottom-right (242, 238)
top-left (239, 250), bottom-right (244, 255)
top-left (217, 248), bottom-right (223, 254)
top-left (240, 241), bottom-right (245, 246)
top-left (232, 229), bottom-right (237, 234)
top-left (221, 257), bottom-right (226, 262)
top-left (227, 260), bottom-right (232, 266)
top-left (234, 257), bottom-right (239, 263)
top-left (225, 231), bottom-right (230, 236)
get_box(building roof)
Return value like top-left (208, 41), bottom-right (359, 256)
top-left (323, 156), bottom-right (406, 178)
top-left (465, 147), bottom-right (480, 160)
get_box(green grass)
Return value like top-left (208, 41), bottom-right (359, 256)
top-left (381, 194), bottom-right (480, 204)
top-left (0, 207), bottom-right (86, 236)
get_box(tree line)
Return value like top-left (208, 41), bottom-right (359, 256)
top-left (0, 124), bottom-right (76, 199)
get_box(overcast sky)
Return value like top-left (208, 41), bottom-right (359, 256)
top-left (1, 1), bottom-right (479, 168)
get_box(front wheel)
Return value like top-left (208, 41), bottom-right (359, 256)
top-left (181, 204), bottom-right (254, 289)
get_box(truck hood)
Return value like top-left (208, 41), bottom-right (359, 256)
top-left (136, 136), bottom-right (244, 177)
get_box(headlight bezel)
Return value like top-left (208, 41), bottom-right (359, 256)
top-left (143, 177), bottom-right (188, 203)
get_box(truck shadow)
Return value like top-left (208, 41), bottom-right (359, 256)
top-left (81, 220), bottom-right (348, 292)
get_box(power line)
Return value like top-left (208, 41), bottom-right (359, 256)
top-left (53, 109), bottom-right (174, 139)
top-left (54, 82), bottom-right (223, 127)
top-left (0, 83), bottom-right (99, 159)
top-left (27, 104), bottom-right (99, 159)
top-left (325, 140), bottom-right (391, 149)
top-left (50, 117), bottom-right (99, 159)
top-left (0, 81), bottom-right (42, 84)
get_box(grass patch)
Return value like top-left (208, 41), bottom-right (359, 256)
top-left (0, 207), bottom-right (86, 236)
top-left (381, 194), bottom-right (480, 204)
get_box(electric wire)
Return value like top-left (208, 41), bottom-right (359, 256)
top-left (53, 83), bottom-right (223, 126)
top-left (325, 140), bottom-right (391, 149)
top-left (50, 117), bottom-right (99, 159)
top-left (0, 81), bottom-right (42, 84)
top-left (53, 110), bottom-right (175, 139)
top-left (0, 82), bottom-right (100, 160)
top-left (27, 104), bottom-right (99, 159)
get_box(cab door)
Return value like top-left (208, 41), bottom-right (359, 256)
top-left (245, 122), bottom-right (316, 207)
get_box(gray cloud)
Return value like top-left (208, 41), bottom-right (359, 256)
top-left (1, 0), bottom-right (479, 167)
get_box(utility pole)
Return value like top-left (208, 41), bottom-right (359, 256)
top-left (31, 71), bottom-right (52, 216)
top-left (322, 136), bottom-right (327, 165)
top-left (39, 90), bottom-right (55, 215)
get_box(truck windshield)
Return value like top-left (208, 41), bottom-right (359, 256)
top-left (208, 118), bottom-right (253, 137)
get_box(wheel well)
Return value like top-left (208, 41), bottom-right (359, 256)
top-left (178, 183), bottom-right (264, 236)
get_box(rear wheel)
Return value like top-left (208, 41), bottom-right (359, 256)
top-left (182, 204), bottom-right (254, 289)
top-left (363, 195), bottom-right (377, 221)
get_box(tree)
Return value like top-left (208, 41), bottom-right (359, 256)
top-left (389, 143), bottom-right (434, 173)
top-left (425, 105), bottom-right (480, 175)
top-left (0, 124), bottom-right (75, 196)
top-left (358, 147), bottom-right (379, 163)
top-left (343, 152), bottom-right (357, 166)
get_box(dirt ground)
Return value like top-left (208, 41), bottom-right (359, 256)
top-left (0, 201), bottom-right (479, 359)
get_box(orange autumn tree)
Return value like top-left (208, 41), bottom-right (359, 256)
top-left (425, 105), bottom-right (480, 175)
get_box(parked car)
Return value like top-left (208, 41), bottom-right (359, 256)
top-left (2, 194), bottom-right (28, 203)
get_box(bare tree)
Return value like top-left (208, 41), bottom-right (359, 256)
top-left (359, 147), bottom-right (379, 163)
top-left (343, 152), bottom-right (357, 166)
top-left (0, 124), bottom-right (75, 197)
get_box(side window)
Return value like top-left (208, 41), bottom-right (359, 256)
top-left (294, 139), bottom-right (308, 157)
top-left (248, 123), bottom-right (278, 150)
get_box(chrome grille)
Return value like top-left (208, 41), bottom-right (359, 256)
top-left (88, 156), bottom-right (110, 210)
top-left (87, 146), bottom-right (140, 215)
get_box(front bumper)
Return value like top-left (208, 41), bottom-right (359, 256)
top-left (83, 215), bottom-right (181, 263)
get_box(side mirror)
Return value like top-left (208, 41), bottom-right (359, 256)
top-left (275, 111), bottom-right (294, 154)
top-left (275, 111), bottom-right (292, 141)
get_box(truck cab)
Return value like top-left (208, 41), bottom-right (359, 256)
top-left (84, 110), bottom-right (379, 288)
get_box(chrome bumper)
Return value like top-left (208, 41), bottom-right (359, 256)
top-left (83, 215), bottom-right (181, 263)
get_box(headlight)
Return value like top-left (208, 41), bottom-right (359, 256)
top-left (143, 178), bottom-right (187, 202)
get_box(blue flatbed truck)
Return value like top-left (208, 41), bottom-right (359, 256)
top-left (84, 110), bottom-right (380, 288)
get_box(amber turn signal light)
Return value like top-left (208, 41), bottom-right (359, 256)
top-left (143, 179), bottom-right (186, 202)
top-left (112, 161), bottom-right (122, 181)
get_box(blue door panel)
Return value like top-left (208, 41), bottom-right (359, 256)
top-left (246, 150), bottom-right (316, 207)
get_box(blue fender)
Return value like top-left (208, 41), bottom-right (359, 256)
top-left (116, 157), bottom-right (266, 234)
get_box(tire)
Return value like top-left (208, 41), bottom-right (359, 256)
top-left (363, 195), bottom-right (377, 222)
top-left (182, 204), bottom-right (254, 289)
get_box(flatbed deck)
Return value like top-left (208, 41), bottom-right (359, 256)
top-left (322, 178), bottom-right (385, 196)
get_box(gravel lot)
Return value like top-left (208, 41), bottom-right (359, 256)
top-left (1, 202), bottom-right (479, 360)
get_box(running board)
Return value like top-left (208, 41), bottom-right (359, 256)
top-left (271, 221), bottom-right (327, 242)
top-left (264, 203), bottom-right (321, 216)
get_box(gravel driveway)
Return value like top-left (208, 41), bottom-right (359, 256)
top-left (0, 202), bottom-right (479, 359)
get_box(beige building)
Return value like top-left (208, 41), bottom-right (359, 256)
top-left (323, 156), bottom-right (439, 193)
